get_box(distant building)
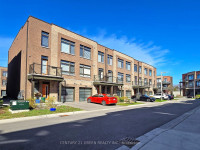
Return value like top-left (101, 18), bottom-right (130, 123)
top-left (0, 67), bottom-right (7, 97)
top-left (156, 76), bottom-right (173, 95)
top-left (180, 71), bottom-right (200, 97)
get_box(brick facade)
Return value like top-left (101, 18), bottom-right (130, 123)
top-left (0, 67), bottom-right (7, 97)
top-left (7, 16), bottom-right (158, 102)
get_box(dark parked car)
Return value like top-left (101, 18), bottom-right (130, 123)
top-left (168, 95), bottom-right (174, 100)
top-left (138, 95), bottom-right (155, 102)
top-left (187, 94), bottom-right (194, 98)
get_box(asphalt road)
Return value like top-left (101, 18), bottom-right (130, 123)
top-left (0, 100), bottom-right (200, 150)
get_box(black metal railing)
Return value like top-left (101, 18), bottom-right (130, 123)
top-left (94, 75), bottom-right (123, 84)
top-left (29, 63), bottom-right (62, 77)
top-left (132, 80), bottom-right (150, 87)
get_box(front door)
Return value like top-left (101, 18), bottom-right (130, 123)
top-left (42, 84), bottom-right (49, 99)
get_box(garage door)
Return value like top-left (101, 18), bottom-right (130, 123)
top-left (79, 88), bottom-right (92, 102)
top-left (126, 90), bottom-right (131, 100)
top-left (61, 87), bottom-right (74, 102)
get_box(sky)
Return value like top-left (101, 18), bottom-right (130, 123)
top-left (0, 0), bottom-right (200, 85)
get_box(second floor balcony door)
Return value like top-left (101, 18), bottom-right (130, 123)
top-left (108, 70), bottom-right (113, 82)
top-left (99, 68), bottom-right (104, 81)
top-left (41, 56), bottom-right (48, 75)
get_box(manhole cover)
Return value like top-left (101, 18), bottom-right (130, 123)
top-left (118, 137), bottom-right (139, 148)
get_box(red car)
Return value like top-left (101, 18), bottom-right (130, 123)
top-left (87, 94), bottom-right (117, 106)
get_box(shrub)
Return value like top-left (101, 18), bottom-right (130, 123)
top-left (115, 96), bottom-right (120, 103)
top-left (195, 95), bottom-right (200, 99)
top-left (27, 98), bottom-right (36, 109)
top-left (0, 100), bottom-right (3, 105)
top-left (47, 97), bottom-right (56, 108)
top-left (119, 97), bottom-right (129, 103)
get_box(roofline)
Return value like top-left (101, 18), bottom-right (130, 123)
top-left (11, 16), bottom-right (157, 69)
top-left (182, 71), bottom-right (199, 75)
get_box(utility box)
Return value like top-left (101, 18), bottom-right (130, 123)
top-left (10, 100), bottom-right (29, 110)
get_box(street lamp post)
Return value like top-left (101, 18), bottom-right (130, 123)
top-left (161, 72), bottom-right (166, 101)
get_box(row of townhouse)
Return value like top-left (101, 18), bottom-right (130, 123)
top-left (7, 16), bottom-right (158, 102)
top-left (156, 76), bottom-right (173, 95)
top-left (180, 71), bottom-right (200, 96)
top-left (0, 67), bottom-right (7, 97)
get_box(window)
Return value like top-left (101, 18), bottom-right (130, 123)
top-left (126, 61), bottom-right (131, 70)
top-left (157, 78), bottom-right (161, 82)
top-left (188, 75), bottom-right (194, 80)
top-left (61, 38), bottom-right (75, 55)
top-left (149, 79), bottom-right (152, 85)
top-left (139, 66), bottom-right (142, 73)
top-left (154, 71), bottom-right (155, 77)
top-left (2, 71), bottom-right (7, 77)
top-left (98, 68), bottom-right (104, 79)
top-left (197, 74), bottom-right (200, 79)
top-left (188, 81), bottom-right (193, 87)
top-left (41, 31), bottom-right (49, 47)
top-left (134, 76), bottom-right (137, 85)
top-left (80, 64), bottom-right (91, 77)
top-left (149, 91), bottom-right (152, 95)
top-left (144, 68), bottom-right (148, 75)
top-left (98, 51), bottom-right (104, 63)
top-left (41, 56), bottom-right (48, 74)
top-left (107, 55), bottom-right (113, 65)
top-left (164, 78), bottom-right (167, 82)
top-left (118, 58), bottom-right (124, 68)
top-left (2, 80), bottom-right (6, 86)
top-left (80, 45), bottom-right (91, 59)
top-left (134, 64), bottom-right (137, 72)
top-left (196, 81), bottom-right (200, 87)
top-left (1, 90), bottom-right (6, 97)
top-left (108, 70), bottom-right (113, 82)
top-left (149, 69), bottom-right (152, 76)
top-left (118, 72), bottom-right (124, 82)
top-left (144, 78), bottom-right (148, 85)
top-left (61, 60), bottom-right (75, 75)
top-left (126, 74), bottom-right (131, 82)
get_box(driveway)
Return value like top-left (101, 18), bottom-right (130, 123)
top-left (60, 101), bottom-right (122, 111)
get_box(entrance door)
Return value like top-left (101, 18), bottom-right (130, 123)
top-left (42, 84), bottom-right (49, 99)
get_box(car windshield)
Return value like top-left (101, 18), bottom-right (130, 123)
top-left (106, 94), bottom-right (113, 97)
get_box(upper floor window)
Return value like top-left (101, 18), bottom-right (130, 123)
top-left (134, 64), bottom-right (137, 72)
top-left (118, 58), bottom-right (124, 68)
top-left (80, 64), bottom-right (91, 77)
top-left (61, 38), bottom-right (75, 55)
top-left (149, 79), bottom-right (152, 85)
top-left (118, 72), bottom-right (124, 82)
top-left (61, 60), bottom-right (75, 76)
top-left (157, 78), bottom-right (161, 82)
top-left (139, 66), bottom-right (142, 73)
top-left (149, 69), bottom-right (152, 76)
top-left (196, 81), bottom-right (200, 87)
top-left (144, 68), bottom-right (148, 75)
top-left (80, 45), bottom-right (91, 59)
top-left (197, 74), bottom-right (200, 79)
top-left (98, 51), bottom-right (104, 63)
top-left (126, 74), bottom-right (131, 82)
top-left (2, 71), bottom-right (7, 77)
top-left (2, 80), bottom-right (7, 86)
top-left (144, 78), bottom-right (148, 85)
top-left (164, 78), bottom-right (167, 82)
top-left (126, 61), bottom-right (131, 70)
top-left (188, 75), bottom-right (194, 80)
top-left (41, 31), bottom-right (49, 47)
top-left (107, 55), bottom-right (113, 65)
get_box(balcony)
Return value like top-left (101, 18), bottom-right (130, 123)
top-left (132, 81), bottom-right (150, 88)
top-left (162, 81), bottom-right (171, 85)
top-left (28, 63), bottom-right (63, 81)
top-left (93, 75), bottom-right (123, 85)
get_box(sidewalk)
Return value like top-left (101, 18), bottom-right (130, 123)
top-left (124, 103), bottom-right (200, 150)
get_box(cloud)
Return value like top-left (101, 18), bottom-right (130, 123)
top-left (87, 31), bottom-right (169, 67)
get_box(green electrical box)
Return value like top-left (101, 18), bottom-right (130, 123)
top-left (10, 100), bottom-right (29, 110)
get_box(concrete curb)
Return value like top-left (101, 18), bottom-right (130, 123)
top-left (0, 98), bottom-right (190, 124)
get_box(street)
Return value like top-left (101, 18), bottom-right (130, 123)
top-left (0, 99), bottom-right (200, 150)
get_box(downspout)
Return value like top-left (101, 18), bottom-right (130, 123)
top-left (25, 20), bottom-right (29, 100)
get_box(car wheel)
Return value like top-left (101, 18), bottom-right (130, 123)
top-left (87, 99), bottom-right (91, 103)
top-left (102, 101), bottom-right (106, 106)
